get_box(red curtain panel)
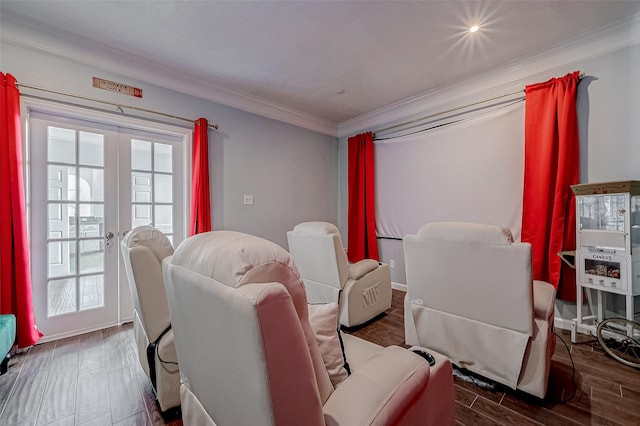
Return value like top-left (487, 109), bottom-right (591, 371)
top-left (189, 118), bottom-right (212, 235)
top-left (522, 71), bottom-right (580, 302)
top-left (347, 131), bottom-right (379, 262)
top-left (0, 73), bottom-right (43, 348)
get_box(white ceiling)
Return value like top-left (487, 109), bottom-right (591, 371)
top-left (2, 0), bottom-right (640, 133)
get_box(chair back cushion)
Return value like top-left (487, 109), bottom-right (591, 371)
top-left (416, 221), bottom-right (514, 245)
top-left (163, 231), bottom-right (332, 426)
top-left (406, 222), bottom-right (533, 334)
top-left (121, 226), bottom-right (174, 342)
top-left (287, 222), bottom-right (350, 291)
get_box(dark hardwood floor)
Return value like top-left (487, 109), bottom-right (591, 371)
top-left (1, 289), bottom-right (639, 425)
top-left (0, 324), bottom-right (180, 426)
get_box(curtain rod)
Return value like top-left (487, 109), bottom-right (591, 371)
top-left (15, 82), bottom-right (219, 130)
top-left (373, 72), bottom-right (584, 136)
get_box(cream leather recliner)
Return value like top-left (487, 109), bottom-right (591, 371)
top-left (121, 226), bottom-right (180, 412)
top-left (287, 222), bottom-right (392, 327)
top-left (163, 230), bottom-right (455, 426)
top-left (403, 222), bottom-right (556, 399)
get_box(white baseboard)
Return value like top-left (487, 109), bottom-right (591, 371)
top-left (391, 282), bottom-right (407, 292)
top-left (37, 322), bottom-right (118, 344)
top-left (36, 319), bottom-right (133, 344)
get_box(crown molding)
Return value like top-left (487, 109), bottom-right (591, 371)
top-left (1, 18), bottom-right (338, 137)
top-left (338, 12), bottom-right (640, 139)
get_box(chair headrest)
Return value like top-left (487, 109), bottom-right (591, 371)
top-left (291, 222), bottom-right (340, 236)
top-left (170, 230), bottom-right (303, 290)
top-left (122, 226), bottom-right (174, 258)
top-left (415, 222), bottom-right (514, 245)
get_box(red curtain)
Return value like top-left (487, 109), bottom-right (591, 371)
top-left (347, 131), bottom-right (379, 262)
top-left (522, 71), bottom-right (580, 302)
top-left (189, 118), bottom-right (212, 235)
top-left (0, 73), bottom-right (43, 348)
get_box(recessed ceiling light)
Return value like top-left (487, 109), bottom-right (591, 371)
top-left (469, 25), bottom-right (480, 33)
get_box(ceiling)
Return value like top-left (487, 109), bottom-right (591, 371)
top-left (2, 0), bottom-right (640, 132)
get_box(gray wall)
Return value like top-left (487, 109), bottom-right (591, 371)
top-left (2, 41), bottom-right (339, 250)
top-left (338, 42), bottom-right (640, 321)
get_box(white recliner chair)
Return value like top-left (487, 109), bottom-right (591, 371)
top-left (121, 226), bottom-right (180, 412)
top-left (287, 222), bottom-right (392, 327)
top-left (163, 230), bottom-right (455, 426)
top-left (403, 222), bottom-right (556, 399)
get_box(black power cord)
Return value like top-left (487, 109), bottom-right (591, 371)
top-left (149, 324), bottom-right (178, 384)
top-left (155, 328), bottom-right (179, 367)
top-left (547, 330), bottom-right (576, 403)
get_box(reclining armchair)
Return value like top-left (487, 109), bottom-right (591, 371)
top-left (121, 226), bottom-right (180, 412)
top-left (163, 230), bottom-right (455, 425)
top-left (287, 222), bottom-right (392, 327)
top-left (403, 222), bottom-right (556, 399)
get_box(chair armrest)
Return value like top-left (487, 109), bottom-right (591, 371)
top-left (348, 259), bottom-right (380, 280)
top-left (323, 346), bottom-right (430, 425)
top-left (533, 280), bottom-right (556, 321)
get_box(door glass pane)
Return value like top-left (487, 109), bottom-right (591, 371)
top-left (154, 174), bottom-right (172, 203)
top-left (48, 278), bottom-right (76, 316)
top-left (48, 203), bottom-right (75, 239)
top-left (79, 275), bottom-right (104, 311)
top-left (132, 139), bottom-right (152, 171)
top-left (78, 168), bottom-right (104, 202)
top-left (48, 166), bottom-right (76, 201)
top-left (132, 204), bottom-right (152, 228)
top-left (154, 143), bottom-right (172, 172)
top-left (155, 205), bottom-right (173, 235)
top-left (79, 131), bottom-right (104, 166)
top-left (79, 204), bottom-right (104, 238)
top-left (48, 241), bottom-right (75, 278)
top-left (47, 127), bottom-right (75, 164)
top-left (79, 240), bottom-right (104, 274)
top-left (132, 172), bottom-right (152, 202)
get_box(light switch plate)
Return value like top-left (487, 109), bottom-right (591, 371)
top-left (243, 194), bottom-right (254, 205)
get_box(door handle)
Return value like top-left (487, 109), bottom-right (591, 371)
top-left (105, 231), bottom-right (115, 248)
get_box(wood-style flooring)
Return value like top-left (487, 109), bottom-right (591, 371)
top-left (1, 289), bottom-right (639, 425)
top-left (0, 325), bottom-right (179, 426)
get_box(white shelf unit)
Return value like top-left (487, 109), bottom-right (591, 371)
top-left (571, 181), bottom-right (640, 343)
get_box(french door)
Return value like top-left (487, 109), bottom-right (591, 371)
top-left (30, 112), bottom-right (185, 340)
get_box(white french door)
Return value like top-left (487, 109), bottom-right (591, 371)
top-left (116, 127), bottom-right (185, 323)
top-left (30, 112), bottom-right (185, 340)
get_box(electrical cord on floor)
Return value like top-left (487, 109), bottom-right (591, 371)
top-left (547, 330), bottom-right (577, 404)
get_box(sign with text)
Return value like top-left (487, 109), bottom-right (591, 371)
top-left (92, 77), bottom-right (143, 98)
